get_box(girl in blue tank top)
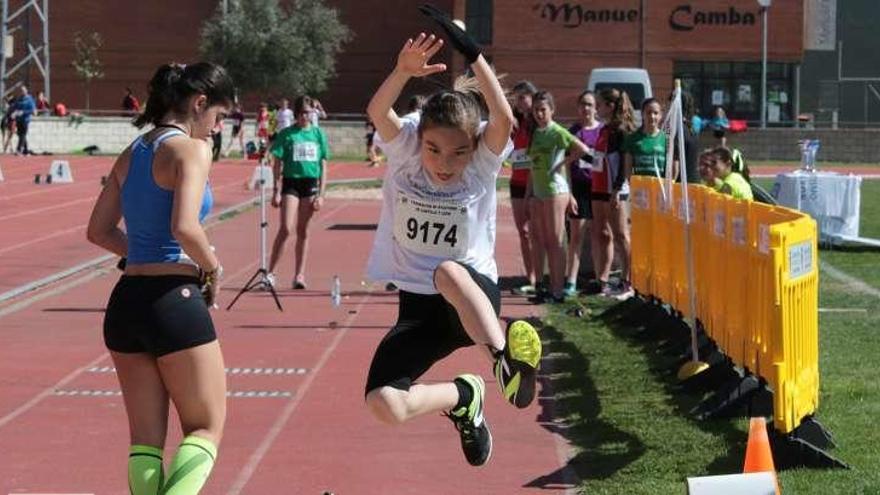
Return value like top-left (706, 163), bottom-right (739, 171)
top-left (86, 62), bottom-right (234, 495)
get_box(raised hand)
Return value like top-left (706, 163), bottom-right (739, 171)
top-left (395, 33), bottom-right (446, 78)
top-left (418, 4), bottom-right (481, 64)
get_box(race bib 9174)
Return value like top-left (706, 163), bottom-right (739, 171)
top-left (293, 142), bottom-right (319, 161)
top-left (394, 193), bottom-right (469, 259)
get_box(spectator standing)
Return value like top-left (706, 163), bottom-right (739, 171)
top-left (210, 116), bottom-right (223, 162)
top-left (565, 90), bottom-right (602, 296)
top-left (36, 91), bottom-right (50, 115)
top-left (86, 61), bottom-right (234, 495)
top-left (223, 102), bottom-right (246, 157)
top-left (267, 95), bottom-right (330, 290)
top-left (590, 88), bottom-right (637, 299)
top-left (365, 119), bottom-right (379, 166)
top-left (256, 102), bottom-right (270, 142)
top-left (625, 98), bottom-right (671, 180)
top-left (309, 98), bottom-right (327, 127)
top-left (526, 91), bottom-right (589, 303)
top-left (507, 80), bottom-right (539, 296)
top-left (1, 96), bottom-right (16, 153)
top-left (122, 87), bottom-right (141, 114)
top-left (708, 106), bottom-right (729, 147)
top-left (275, 98), bottom-right (294, 132)
top-left (13, 86), bottom-right (36, 155)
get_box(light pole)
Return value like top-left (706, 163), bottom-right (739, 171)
top-left (758, 0), bottom-right (771, 129)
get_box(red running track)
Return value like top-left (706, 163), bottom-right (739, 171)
top-left (0, 155), bottom-right (396, 295)
top-left (0, 186), bottom-right (575, 493)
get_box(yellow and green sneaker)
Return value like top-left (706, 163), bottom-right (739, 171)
top-left (444, 374), bottom-right (492, 467)
top-left (494, 320), bottom-right (542, 408)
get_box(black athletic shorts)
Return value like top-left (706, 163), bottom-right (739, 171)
top-left (364, 262), bottom-right (501, 394)
top-left (569, 178), bottom-right (592, 220)
top-left (281, 177), bottom-right (320, 198)
top-left (509, 182), bottom-right (527, 199)
top-left (713, 129), bottom-right (726, 139)
top-left (231, 125), bottom-right (242, 137)
top-left (104, 275), bottom-right (216, 357)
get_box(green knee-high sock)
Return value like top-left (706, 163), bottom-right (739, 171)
top-left (162, 435), bottom-right (217, 495)
top-left (129, 444), bottom-right (164, 495)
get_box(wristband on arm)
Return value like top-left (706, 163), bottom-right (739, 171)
top-left (200, 265), bottom-right (223, 307)
top-left (418, 4), bottom-right (482, 64)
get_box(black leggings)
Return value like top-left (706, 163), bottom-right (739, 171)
top-left (364, 262), bottom-right (501, 394)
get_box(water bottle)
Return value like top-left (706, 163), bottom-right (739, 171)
top-left (330, 275), bottom-right (341, 308)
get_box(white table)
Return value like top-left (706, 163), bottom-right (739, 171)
top-left (772, 171), bottom-right (862, 240)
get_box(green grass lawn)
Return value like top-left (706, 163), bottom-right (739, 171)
top-left (539, 179), bottom-right (880, 493)
top-left (753, 178), bottom-right (880, 290)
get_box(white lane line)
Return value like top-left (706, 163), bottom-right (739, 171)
top-left (0, 192), bottom-right (259, 305)
top-left (0, 196), bottom-right (351, 310)
top-left (0, 269), bottom-right (106, 318)
top-left (0, 253), bottom-right (114, 303)
top-left (0, 176), bottom-right (246, 221)
top-left (0, 197), bottom-right (95, 221)
top-left (0, 353), bottom-right (108, 429)
top-left (226, 292), bottom-right (372, 495)
top-left (0, 223), bottom-right (87, 255)
top-left (820, 260), bottom-right (880, 299)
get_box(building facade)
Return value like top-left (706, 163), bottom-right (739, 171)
top-left (6, 1), bottom-right (875, 127)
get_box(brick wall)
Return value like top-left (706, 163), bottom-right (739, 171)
top-left (26, 1), bottom-right (807, 118)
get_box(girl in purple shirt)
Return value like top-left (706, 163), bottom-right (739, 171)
top-left (564, 90), bottom-right (602, 296)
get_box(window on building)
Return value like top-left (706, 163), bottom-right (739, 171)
top-left (466, 0), bottom-right (493, 46)
top-left (675, 61), bottom-right (795, 125)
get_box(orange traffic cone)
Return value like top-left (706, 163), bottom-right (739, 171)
top-left (743, 417), bottom-right (781, 494)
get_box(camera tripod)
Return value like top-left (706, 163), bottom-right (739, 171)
top-left (227, 164), bottom-right (283, 311)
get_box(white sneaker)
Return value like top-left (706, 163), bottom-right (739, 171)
top-left (611, 282), bottom-right (634, 301)
top-left (264, 272), bottom-right (276, 290)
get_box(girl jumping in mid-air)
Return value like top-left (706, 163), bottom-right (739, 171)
top-left (363, 5), bottom-right (542, 467)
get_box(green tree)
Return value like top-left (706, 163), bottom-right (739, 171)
top-left (71, 31), bottom-right (104, 112)
top-left (200, 0), bottom-right (351, 99)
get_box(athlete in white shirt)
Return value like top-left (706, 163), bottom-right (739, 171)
top-left (275, 98), bottom-right (294, 131)
top-left (363, 8), bottom-right (543, 468)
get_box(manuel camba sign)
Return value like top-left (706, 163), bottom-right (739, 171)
top-left (669, 4), bottom-right (758, 31)
top-left (533, 3), bottom-right (639, 28)
top-left (534, 2), bottom-right (758, 31)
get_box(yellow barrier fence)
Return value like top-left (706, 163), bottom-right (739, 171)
top-left (629, 176), bottom-right (820, 434)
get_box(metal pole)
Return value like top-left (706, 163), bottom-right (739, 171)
top-left (760, 5), bottom-right (768, 129)
top-left (259, 164), bottom-right (267, 272)
top-left (794, 64), bottom-right (800, 127)
top-left (0, 0), bottom-right (7, 101)
top-left (42, 0), bottom-right (48, 102)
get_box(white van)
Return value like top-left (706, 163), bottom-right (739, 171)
top-left (587, 68), bottom-right (653, 121)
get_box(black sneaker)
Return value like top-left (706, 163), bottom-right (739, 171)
top-left (494, 321), bottom-right (542, 408)
top-left (527, 293), bottom-right (549, 304)
top-left (444, 374), bottom-right (492, 467)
